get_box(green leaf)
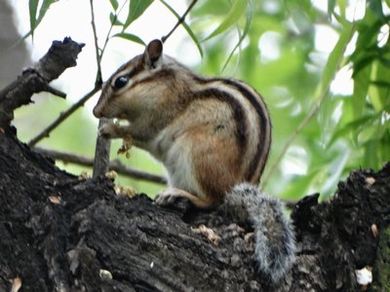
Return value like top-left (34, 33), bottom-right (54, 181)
top-left (363, 139), bottom-right (379, 168)
top-left (316, 22), bottom-right (354, 96)
top-left (282, 170), bottom-right (319, 200)
top-left (352, 64), bottom-right (371, 119)
top-left (328, 114), bottom-right (378, 147)
top-left (379, 129), bottom-right (390, 164)
top-left (25, 0), bottom-right (57, 40)
top-left (369, 60), bottom-right (390, 111)
top-left (337, 0), bottom-right (346, 18)
top-left (109, 0), bottom-right (119, 11)
top-left (124, 0), bottom-right (154, 29)
top-left (113, 33), bottom-right (145, 45)
top-left (370, 80), bottom-right (390, 88)
top-left (380, 56), bottom-right (390, 67)
top-left (29, 0), bottom-right (39, 39)
top-left (222, 1), bottom-right (253, 72)
top-left (37, 0), bottom-right (56, 24)
top-left (110, 12), bottom-right (123, 26)
top-left (368, 0), bottom-right (384, 20)
top-left (352, 52), bottom-right (377, 77)
top-left (327, 0), bottom-right (336, 17)
top-left (191, 0), bottom-right (230, 17)
top-left (320, 147), bottom-right (350, 196)
top-left (204, 0), bottom-right (248, 40)
top-left (159, 0), bottom-right (203, 58)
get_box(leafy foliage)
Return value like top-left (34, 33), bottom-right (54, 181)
top-left (159, 0), bottom-right (203, 57)
top-left (124, 0), bottom-right (154, 29)
top-left (21, 0), bottom-right (390, 199)
top-left (28, 0), bottom-right (58, 39)
top-left (203, 0), bottom-right (248, 40)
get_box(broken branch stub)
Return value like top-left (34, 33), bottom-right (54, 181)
top-left (0, 37), bottom-right (84, 126)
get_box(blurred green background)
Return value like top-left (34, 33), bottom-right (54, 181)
top-left (8, 0), bottom-right (390, 200)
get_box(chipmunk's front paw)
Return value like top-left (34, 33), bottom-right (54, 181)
top-left (98, 122), bottom-right (118, 138)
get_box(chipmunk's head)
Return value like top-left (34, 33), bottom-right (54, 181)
top-left (93, 39), bottom-right (178, 121)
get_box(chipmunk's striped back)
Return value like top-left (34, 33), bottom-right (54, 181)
top-left (189, 75), bottom-right (272, 184)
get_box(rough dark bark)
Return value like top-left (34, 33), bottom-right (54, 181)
top-left (0, 38), bottom-right (389, 292)
top-left (93, 118), bottom-right (112, 179)
top-left (0, 126), bottom-right (389, 291)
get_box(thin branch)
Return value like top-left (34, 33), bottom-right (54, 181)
top-left (89, 0), bottom-right (113, 178)
top-left (161, 0), bottom-right (198, 43)
top-left (101, 0), bottom-right (129, 54)
top-left (28, 86), bottom-right (101, 147)
top-left (34, 147), bottom-right (167, 185)
top-left (43, 84), bottom-right (67, 98)
top-left (89, 0), bottom-right (103, 86)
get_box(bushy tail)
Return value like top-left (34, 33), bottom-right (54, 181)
top-left (223, 183), bottom-right (296, 284)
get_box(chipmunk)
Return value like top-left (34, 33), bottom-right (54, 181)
top-left (93, 39), bottom-right (295, 283)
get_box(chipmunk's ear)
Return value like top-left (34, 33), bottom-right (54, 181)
top-left (144, 39), bottom-right (163, 69)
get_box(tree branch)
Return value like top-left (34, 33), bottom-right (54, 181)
top-left (89, 0), bottom-right (112, 178)
top-left (0, 37), bottom-right (84, 127)
top-left (161, 0), bottom-right (198, 43)
top-left (89, 0), bottom-right (103, 86)
top-left (27, 86), bottom-right (101, 147)
top-left (33, 146), bottom-right (167, 185)
top-left (1, 129), bottom-right (389, 291)
top-left (43, 84), bottom-right (67, 98)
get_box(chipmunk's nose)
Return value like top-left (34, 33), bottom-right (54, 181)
top-left (93, 105), bottom-right (103, 118)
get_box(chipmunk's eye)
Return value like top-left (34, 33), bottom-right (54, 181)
top-left (114, 76), bottom-right (128, 89)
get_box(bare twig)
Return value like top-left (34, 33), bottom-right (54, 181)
top-left (34, 147), bottom-right (167, 185)
top-left (161, 0), bottom-right (198, 43)
top-left (89, 0), bottom-right (112, 178)
top-left (43, 84), bottom-right (67, 98)
top-left (89, 0), bottom-right (103, 86)
top-left (101, 0), bottom-right (128, 54)
top-left (28, 86), bottom-right (100, 147)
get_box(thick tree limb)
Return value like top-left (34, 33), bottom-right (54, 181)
top-left (0, 37), bottom-right (84, 127)
top-left (0, 128), bottom-right (389, 291)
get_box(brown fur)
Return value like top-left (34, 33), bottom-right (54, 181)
top-left (93, 40), bottom-right (272, 208)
